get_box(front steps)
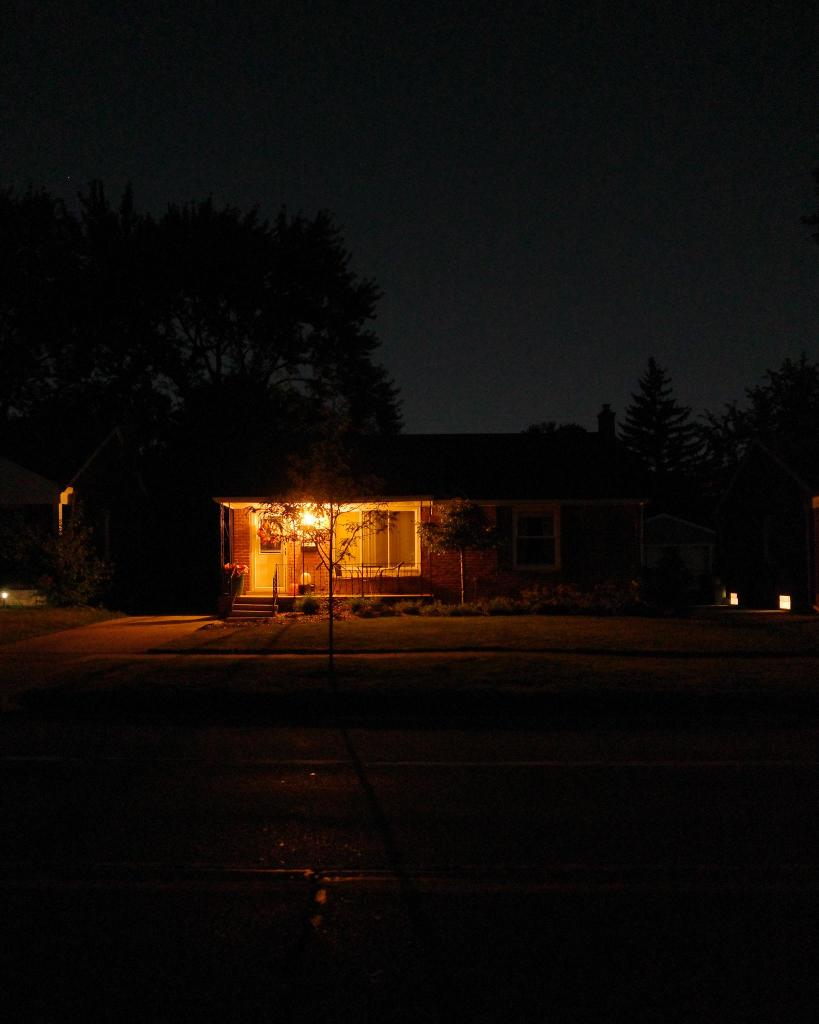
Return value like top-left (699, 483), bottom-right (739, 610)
top-left (227, 594), bottom-right (278, 622)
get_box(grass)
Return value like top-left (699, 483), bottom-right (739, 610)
top-left (0, 606), bottom-right (119, 645)
top-left (159, 611), bottom-right (819, 657)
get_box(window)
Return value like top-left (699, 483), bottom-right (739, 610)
top-left (362, 509), bottom-right (417, 567)
top-left (514, 511), bottom-right (557, 568)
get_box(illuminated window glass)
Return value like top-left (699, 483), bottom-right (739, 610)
top-left (362, 510), bottom-right (416, 567)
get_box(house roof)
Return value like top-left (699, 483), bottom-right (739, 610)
top-left (644, 513), bottom-right (715, 546)
top-left (719, 438), bottom-right (819, 509)
top-left (216, 431), bottom-right (649, 503)
top-left (0, 456), bottom-right (60, 506)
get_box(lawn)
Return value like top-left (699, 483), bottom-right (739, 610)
top-left (158, 611), bottom-right (819, 656)
top-left (0, 606), bottom-right (119, 645)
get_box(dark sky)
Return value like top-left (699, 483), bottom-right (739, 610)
top-left (2, 0), bottom-right (817, 433)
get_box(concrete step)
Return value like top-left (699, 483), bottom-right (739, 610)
top-left (227, 595), bottom-right (278, 623)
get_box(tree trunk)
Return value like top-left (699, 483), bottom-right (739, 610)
top-left (328, 506), bottom-right (335, 684)
top-left (459, 547), bottom-right (465, 604)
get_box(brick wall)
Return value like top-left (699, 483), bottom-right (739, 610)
top-left (420, 500), bottom-right (643, 602)
top-left (231, 508), bottom-right (252, 567)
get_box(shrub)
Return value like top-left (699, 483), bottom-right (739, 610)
top-left (486, 596), bottom-right (524, 615)
top-left (418, 602), bottom-right (442, 616)
top-left (588, 579), bottom-right (645, 614)
top-left (394, 600), bottom-right (422, 615)
top-left (350, 597), bottom-right (385, 617)
top-left (519, 580), bottom-right (645, 615)
top-left (295, 594), bottom-right (320, 615)
top-left (3, 514), bottom-right (112, 607)
top-left (641, 549), bottom-right (691, 611)
top-left (441, 601), bottom-right (484, 616)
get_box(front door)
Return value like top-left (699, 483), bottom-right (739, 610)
top-left (252, 512), bottom-right (289, 595)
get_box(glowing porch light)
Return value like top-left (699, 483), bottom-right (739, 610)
top-left (729, 592), bottom-right (739, 606)
top-left (1, 590), bottom-right (8, 608)
top-left (779, 594), bottom-right (791, 611)
top-left (300, 507), bottom-right (328, 529)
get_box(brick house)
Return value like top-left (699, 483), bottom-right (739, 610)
top-left (214, 408), bottom-right (648, 611)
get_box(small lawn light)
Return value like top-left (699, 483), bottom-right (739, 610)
top-left (1, 590), bottom-right (8, 608)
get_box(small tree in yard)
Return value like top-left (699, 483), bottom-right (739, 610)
top-left (2, 512), bottom-right (111, 606)
top-left (254, 422), bottom-right (386, 681)
top-left (418, 499), bottom-right (500, 604)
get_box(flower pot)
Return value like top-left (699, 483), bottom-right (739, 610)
top-left (230, 574), bottom-right (245, 597)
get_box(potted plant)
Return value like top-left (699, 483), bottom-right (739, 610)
top-left (224, 562), bottom-right (249, 596)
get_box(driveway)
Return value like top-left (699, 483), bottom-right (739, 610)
top-left (1, 615), bottom-right (214, 708)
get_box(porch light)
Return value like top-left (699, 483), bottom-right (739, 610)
top-left (729, 592), bottom-right (739, 606)
top-left (779, 594), bottom-right (791, 611)
top-left (1, 590), bottom-right (7, 607)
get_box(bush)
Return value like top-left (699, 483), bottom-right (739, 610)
top-left (350, 597), bottom-right (385, 617)
top-left (394, 600), bottom-right (422, 615)
top-left (641, 549), bottom-right (692, 612)
top-left (520, 580), bottom-right (645, 615)
top-left (295, 594), bottom-right (320, 615)
top-left (441, 601), bottom-right (484, 616)
top-left (486, 596), bottom-right (524, 615)
top-left (4, 514), bottom-right (111, 607)
top-left (418, 602), bottom-right (442, 616)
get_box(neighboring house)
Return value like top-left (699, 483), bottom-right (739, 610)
top-left (0, 455), bottom-right (73, 604)
top-left (643, 513), bottom-right (716, 603)
top-left (214, 408), bottom-right (649, 608)
top-left (717, 440), bottom-right (819, 612)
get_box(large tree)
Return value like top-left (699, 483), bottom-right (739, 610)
top-left (0, 184), bottom-right (401, 454)
top-left (0, 183), bottom-right (401, 610)
top-left (701, 353), bottom-right (819, 481)
top-left (619, 358), bottom-right (700, 483)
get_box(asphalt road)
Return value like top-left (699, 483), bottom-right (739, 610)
top-left (3, 616), bottom-right (819, 1021)
top-left (4, 711), bottom-right (819, 1023)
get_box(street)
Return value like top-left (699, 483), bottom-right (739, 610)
top-left (4, 709), bottom-right (819, 1022)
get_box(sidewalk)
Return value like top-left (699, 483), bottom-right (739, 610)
top-left (3, 615), bottom-right (214, 655)
top-left (1, 616), bottom-right (215, 709)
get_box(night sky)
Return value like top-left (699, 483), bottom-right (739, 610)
top-left (2, 0), bottom-right (817, 433)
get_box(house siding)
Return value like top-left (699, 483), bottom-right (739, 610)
top-left (228, 498), bottom-right (645, 604)
top-left (420, 501), bottom-right (643, 602)
top-left (813, 506), bottom-right (819, 610)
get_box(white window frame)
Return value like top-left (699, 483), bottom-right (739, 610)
top-left (513, 506), bottom-right (560, 570)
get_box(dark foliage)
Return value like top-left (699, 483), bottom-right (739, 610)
top-left (0, 184), bottom-right (400, 610)
top-left (620, 358), bottom-right (701, 483)
top-left (700, 353), bottom-right (819, 491)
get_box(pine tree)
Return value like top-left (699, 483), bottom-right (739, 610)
top-left (620, 358), bottom-right (700, 480)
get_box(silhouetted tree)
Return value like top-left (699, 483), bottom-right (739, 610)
top-left (701, 353), bottom-right (819, 482)
top-left (524, 421), bottom-right (588, 438)
top-left (620, 358), bottom-right (700, 485)
top-left (417, 499), bottom-right (499, 604)
top-left (0, 183), bottom-right (401, 611)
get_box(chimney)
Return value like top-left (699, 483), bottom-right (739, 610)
top-left (597, 403), bottom-right (615, 442)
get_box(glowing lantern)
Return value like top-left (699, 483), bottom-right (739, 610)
top-left (779, 594), bottom-right (791, 611)
top-left (729, 592), bottom-right (739, 606)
